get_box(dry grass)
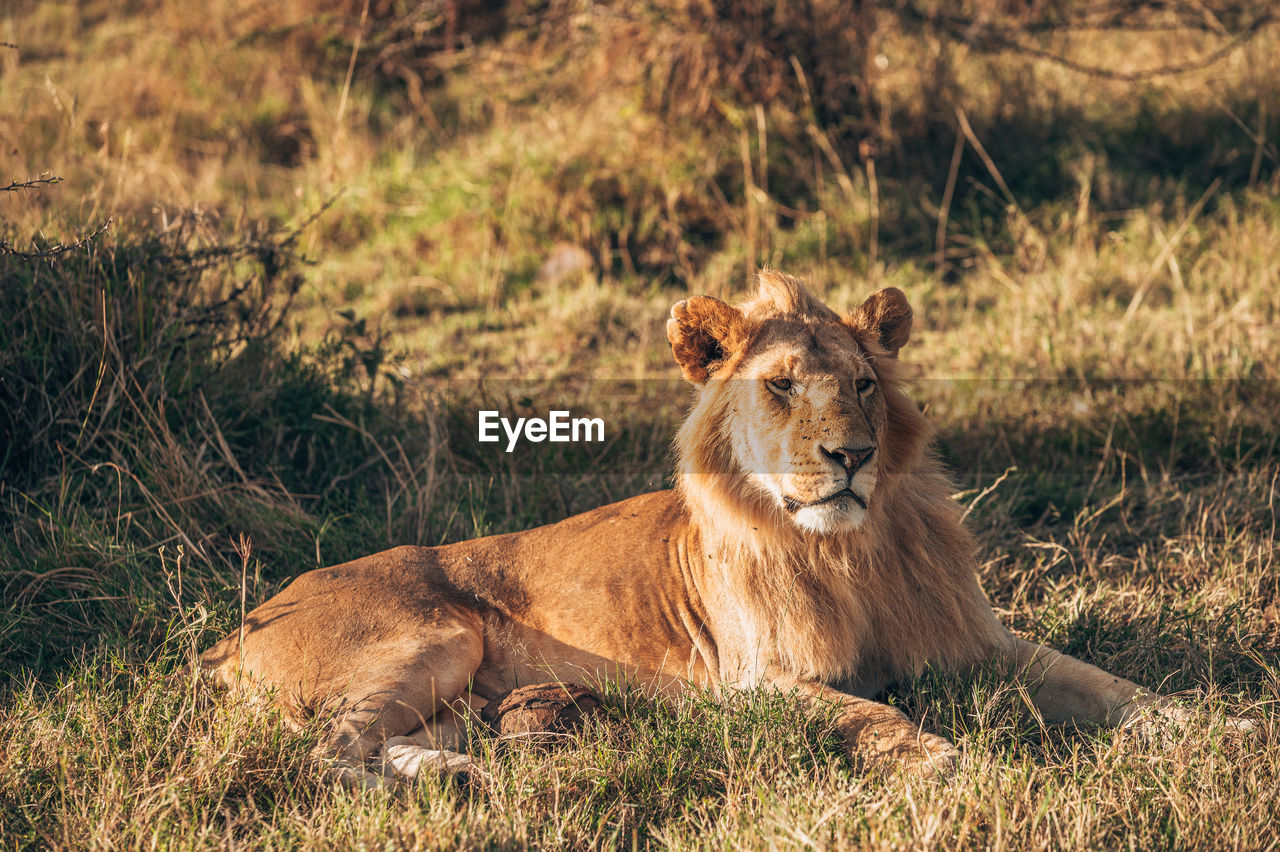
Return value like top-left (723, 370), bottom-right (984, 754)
top-left (2, 0), bottom-right (1279, 848)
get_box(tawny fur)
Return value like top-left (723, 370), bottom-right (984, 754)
top-left (202, 269), bottom-right (1213, 785)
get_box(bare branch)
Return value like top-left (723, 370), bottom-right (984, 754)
top-left (973, 11), bottom-right (1275, 81)
top-left (906, 2), bottom-right (1276, 82)
top-left (0, 218), bottom-right (113, 259)
top-left (1, 175), bottom-right (63, 193)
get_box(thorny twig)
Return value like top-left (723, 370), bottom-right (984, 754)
top-left (1, 174), bottom-right (63, 193)
top-left (0, 219), bottom-right (114, 259)
top-left (906, 1), bottom-right (1276, 81)
top-left (1, 173), bottom-right (114, 258)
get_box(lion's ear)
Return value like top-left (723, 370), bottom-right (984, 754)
top-left (667, 296), bottom-right (746, 384)
top-left (846, 287), bottom-right (912, 357)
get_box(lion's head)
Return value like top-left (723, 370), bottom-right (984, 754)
top-left (668, 271), bottom-right (932, 542)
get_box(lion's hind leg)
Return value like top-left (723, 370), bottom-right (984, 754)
top-left (316, 617), bottom-right (487, 788)
top-left (379, 740), bottom-right (484, 784)
top-left (376, 692), bottom-right (490, 784)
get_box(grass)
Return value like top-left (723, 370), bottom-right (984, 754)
top-left (2, 0), bottom-right (1279, 848)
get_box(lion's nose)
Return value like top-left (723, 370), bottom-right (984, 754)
top-left (821, 444), bottom-right (875, 475)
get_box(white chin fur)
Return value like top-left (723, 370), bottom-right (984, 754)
top-left (791, 500), bottom-right (868, 535)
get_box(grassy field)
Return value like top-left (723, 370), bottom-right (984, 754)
top-left (2, 0), bottom-right (1279, 848)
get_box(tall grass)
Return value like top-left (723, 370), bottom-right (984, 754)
top-left (0, 214), bottom-right (396, 674)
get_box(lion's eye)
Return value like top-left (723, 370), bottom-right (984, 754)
top-left (767, 377), bottom-right (792, 394)
top-left (856, 377), bottom-right (875, 394)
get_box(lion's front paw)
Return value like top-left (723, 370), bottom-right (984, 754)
top-left (874, 730), bottom-right (958, 778)
top-left (852, 720), bottom-right (958, 777)
top-left (1123, 697), bottom-right (1257, 741)
top-left (913, 731), bottom-right (960, 775)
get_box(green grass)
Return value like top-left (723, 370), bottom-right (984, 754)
top-left (3, 0), bottom-right (1280, 848)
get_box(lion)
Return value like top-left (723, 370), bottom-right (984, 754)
top-left (202, 269), bottom-right (1222, 787)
